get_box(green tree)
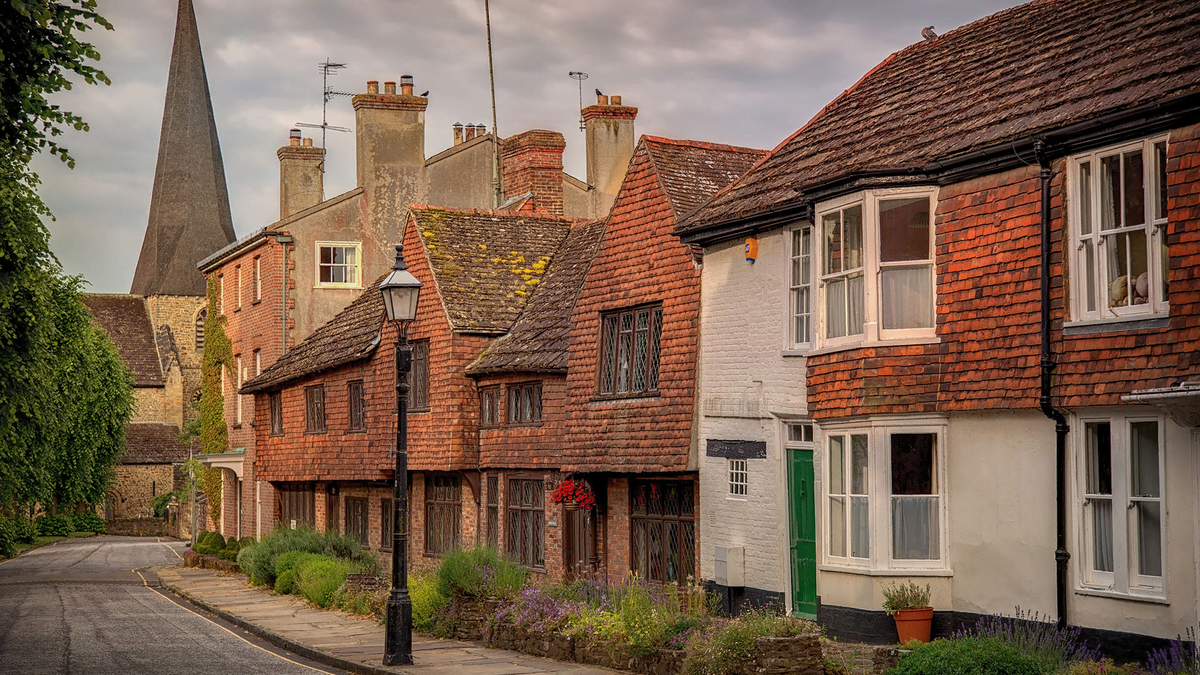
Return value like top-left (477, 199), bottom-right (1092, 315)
top-left (198, 277), bottom-right (231, 521)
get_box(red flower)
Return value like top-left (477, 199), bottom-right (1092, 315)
top-left (550, 479), bottom-right (595, 510)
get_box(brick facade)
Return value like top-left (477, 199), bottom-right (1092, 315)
top-left (501, 130), bottom-right (566, 216)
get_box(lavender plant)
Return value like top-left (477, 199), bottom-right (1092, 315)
top-left (956, 607), bottom-right (1100, 670)
top-left (1145, 626), bottom-right (1199, 675)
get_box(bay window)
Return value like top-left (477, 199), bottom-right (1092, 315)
top-left (1077, 413), bottom-right (1165, 596)
top-left (823, 419), bottom-right (946, 570)
top-left (814, 188), bottom-right (936, 348)
top-left (1069, 137), bottom-right (1169, 322)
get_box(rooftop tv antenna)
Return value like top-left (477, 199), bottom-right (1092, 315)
top-left (295, 59), bottom-right (353, 198)
top-left (569, 71), bottom-right (588, 131)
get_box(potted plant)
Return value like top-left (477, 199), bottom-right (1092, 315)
top-left (882, 581), bottom-right (932, 644)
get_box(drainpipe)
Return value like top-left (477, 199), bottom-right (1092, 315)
top-left (276, 235), bottom-right (294, 354)
top-left (1035, 140), bottom-right (1071, 628)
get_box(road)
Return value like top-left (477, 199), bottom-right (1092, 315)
top-left (0, 536), bottom-right (343, 675)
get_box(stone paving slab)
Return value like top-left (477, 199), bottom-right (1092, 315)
top-left (154, 565), bottom-right (624, 675)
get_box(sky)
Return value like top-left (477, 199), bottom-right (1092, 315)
top-left (36, 0), bottom-right (1025, 294)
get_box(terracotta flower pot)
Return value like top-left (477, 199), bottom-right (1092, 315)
top-left (893, 607), bottom-right (933, 644)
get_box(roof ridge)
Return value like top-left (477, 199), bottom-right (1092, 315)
top-left (640, 135), bottom-right (767, 155)
top-left (410, 204), bottom-right (579, 222)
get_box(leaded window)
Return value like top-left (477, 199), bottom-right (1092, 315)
top-left (507, 478), bottom-right (544, 568)
top-left (486, 475), bottom-right (499, 549)
top-left (424, 475), bottom-right (461, 555)
top-left (507, 382), bottom-right (542, 424)
top-left (408, 340), bottom-right (430, 411)
top-left (630, 480), bottom-right (695, 583)
top-left (480, 387), bottom-right (501, 427)
top-left (269, 391), bottom-right (283, 435)
top-left (348, 380), bottom-right (366, 431)
top-left (597, 305), bottom-right (663, 396)
top-left (304, 385), bottom-right (326, 433)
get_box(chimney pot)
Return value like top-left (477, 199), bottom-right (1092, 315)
top-left (400, 74), bottom-right (414, 96)
top-left (597, 94), bottom-right (609, 105)
top-left (610, 95), bottom-right (622, 105)
top-left (453, 122), bottom-right (464, 146)
top-left (302, 137), bottom-right (313, 147)
top-left (367, 80), bottom-right (379, 94)
top-left (289, 128), bottom-right (302, 146)
top-left (384, 81), bottom-right (396, 95)
top-left (465, 124), bottom-right (478, 141)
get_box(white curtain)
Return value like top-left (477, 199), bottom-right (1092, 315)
top-left (851, 496), bottom-right (870, 558)
top-left (826, 279), bottom-right (846, 338)
top-left (892, 496), bottom-right (938, 560)
top-left (1091, 499), bottom-right (1114, 573)
top-left (847, 274), bottom-right (865, 335)
top-left (881, 265), bottom-right (933, 330)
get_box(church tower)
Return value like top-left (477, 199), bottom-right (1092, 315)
top-left (133, 0), bottom-right (236, 421)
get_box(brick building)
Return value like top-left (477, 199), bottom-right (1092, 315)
top-left (677, 0), bottom-right (1200, 658)
top-left (199, 88), bottom-right (640, 541)
top-left (242, 208), bottom-right (577, 565)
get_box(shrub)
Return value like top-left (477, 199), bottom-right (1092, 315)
top-left (823, 657), bottom-right (854, 675)
top-left (217, 548), bottom-right (239, 561)
top-left (295, 556), bottom-right (352, 608)
top-left (193, 531), bottom-right (226, 554)
top-left (274, 568), bottom-right (299, 595)
top-left (684, 609), bottom-right (814, 675)
top-left (887, 636), bottom-right (1048, 675)
top-left (494, 586), bottom-right (582, 633)
top-left (0, 521), bottom-right (15, 558)
top-left (411, 573), bottom-right (448, 633)
top-left (8, 516), bottom-right (35, 544)
top-left (238, 536), bottom-right (257, 549)
top-left (36, 514), bottom-right (72, 537)
top-left (72, 512), bottom-right (105, 533)
top-left (882, 581), bottom-right (931, 615)
top-left (960, 608), bottom-right (1099, 671)
top-left (1064, 659), bottom-right (1143, 675)
top-left (237, 545), bottom-right (264, 585)
top-left (237, 526), bottom-right (375, 586)
top-left (436, 546), bottom-right (526, 599)
top-left (1146, 626), bottom-right (1199, 675)
top-left (152, 490), bottom-right (181, 518)
top-left (275, 551), bottom-right (327, 580)
top-left (333, 586), bottom-right (388, 618)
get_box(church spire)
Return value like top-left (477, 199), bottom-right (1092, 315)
top-left (131, 0), bottom-right (236, 297)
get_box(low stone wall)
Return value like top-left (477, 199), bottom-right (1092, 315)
top-left (480, 619), bottom-right (823, 675)
top-left (106, 518), bottom-right (166, 536)
top-left (182, 550), bottom-right (240, 573)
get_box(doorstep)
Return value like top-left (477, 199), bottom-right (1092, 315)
top-left (153, 565), bottom-right (623, 675)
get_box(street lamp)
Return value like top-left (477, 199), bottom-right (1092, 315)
top-left (380, 243), bottom-right (422, 667)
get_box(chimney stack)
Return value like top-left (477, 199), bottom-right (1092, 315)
top-left (453, 122), bottom-right (464, 146)
top-left (465, 124), bottom-right (478, 141)
top-left (582, 93), bottom-right (637, 218)
top-left (501, 130), bottom-right (566, 216)
top-left (277, 129), bottom-right (324, 219)
top-left (476, 124), bottom-right (488, 137)
top-left (351, 77), bottom-right (429, 204)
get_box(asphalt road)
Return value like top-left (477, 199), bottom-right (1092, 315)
top-left (0, 536), bottom-right (343, 675)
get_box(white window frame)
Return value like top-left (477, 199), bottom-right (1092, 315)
top-left (788, 223), bottom-right (814, 349)
top-left (254, 349), bottom-right (262, 376)
top-left (813, 188), bottom-right (938, 350)
top-left (1073, 410), bottom-right (1167, 599)
top-left (1067, 136), bottom-right (1169, 323)
top-left (253, 256), bottom-right (262, 301)
top-left (820, 416), bottom-right (949, 573)
top-left (235, 356), bottom-right (243, 424)
top-left (315, 241), bottom-right (362, 289)
top-left (217, 275), bottom-right (224, 314)
top-left (728, 459), bottom-right (748, 498)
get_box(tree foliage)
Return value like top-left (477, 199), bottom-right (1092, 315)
top-left (198, 277), bottom-right (231, 521)
top-left (0, 0), bottom-right (128, 514)
top-left (0, 0), bottom-right (113, 167)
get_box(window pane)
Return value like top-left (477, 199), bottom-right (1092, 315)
top-left (320, 265), bottom-right (332, 284)
top-left (892, 496), bottom-right (938, 560)
top-left (879, 197), bottom-right (931, 262)
top-left (792, 287), bottom-right (809, 344)
top-left (1123, 150), bottom-right (1145, 228)
top-left (1091, 498), bottom-right (1114, 573)
top-left (851, 496), bottom-right (869, 558)
top-left (1083, 241), bottom-right (1097, 313)
top-left (1079, 162), bottom-right (1093, 236)
top-left (881, 266), bottom-right (933, 330)
top-left (320, 247), bottom-right (332, 264)
top-left (1136, 501), bottom-right (1162, 577)
top-left (633, 318), bottom-right (648, 392)
top-left (1130, 421), bottom-right (1159, 498)
top-left (847, 273), bottom-right (865, 336)
top-left (823, 212), bottom-right (842, 274)
top-left (1100, 154), bottom-right (1120, 231)
top-left (617, 312), bottom-right (633, 392)
top-left (850, 434), bottom-right (869, 495)
top-left (844, 206), bottom-right (864, 270)
top-left (891, 433), bottom-right (934, 495)
top-left (826, 278), bottom-right (846, 338)
top-left (648, 308), bottom-right (663, 391)
top-left (1106, 232), bottom-right (1131, 307)
top-left (829, 496), bottom-right (846, 557)
top-left (828, 436), bottom-right (844, 494)
top-left (1155, 141), bottom-right (1167, 221)
top-left (1085, 423), bottom-right (1112, 495)
top-left (600, 315), bottom-right (617, 393)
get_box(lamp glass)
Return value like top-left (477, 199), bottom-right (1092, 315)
top-left (379, 269), bottom-right (422, 322)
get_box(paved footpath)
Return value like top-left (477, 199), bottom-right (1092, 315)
top-left (156, 565), bottom-right (621, 675)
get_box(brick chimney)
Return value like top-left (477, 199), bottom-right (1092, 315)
top-left (583, 93), bottom-right (637, 218)
top-left (351, 75), bottom-right (429, 204)
top-left (501, 130), bottom-right (566, 216)
top-left (277, 128), bottom-right (324, 219)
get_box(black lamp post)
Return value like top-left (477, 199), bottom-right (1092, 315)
top-left (379, 243), bottom-right (422, 667)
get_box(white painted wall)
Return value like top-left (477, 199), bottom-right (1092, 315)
top-left (697, 231), bottom-right (808, 599)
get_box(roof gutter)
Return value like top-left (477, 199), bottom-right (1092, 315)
top-left (677, 200), bottom-right (810, 246)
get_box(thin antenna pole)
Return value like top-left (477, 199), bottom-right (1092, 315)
top-left (486, 0), bottom-right (501, 209)
top-left (569, 71), bottom-right (588, 131)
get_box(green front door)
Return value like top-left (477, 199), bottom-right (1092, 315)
top-left (787, 449), bottom-right (818, 618)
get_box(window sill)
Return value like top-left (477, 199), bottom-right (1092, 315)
top-left (726, 495), bottom-right (748, 502)
top-left (807, 336), bottom-right (941, 358)
top-left (304, 430), bottom-right (329, 436)
top-left (590, 392), bottom-right (661, 404)
top-left (505, 422), bottom-right (544, 428)
top-left (252, 299), bottom-right (262, 306)
top-left (818, 564), bottom-right (953, 577)
top-left (408, 408), bottom-right (431, 414)
top-left (781, 348), bottom-right (810, 358)
top-left (1074, 586), bottom-right (1168, 605)
top-left (233, 307), bottom-right (242, 313)
top-left (314, 284), bottom-right (363, 290)
top-left (1062, 314), bottom-right (1170, 336)
top-left (232, 423), bottom-right (242, 430)
top-left (346, 429), bottom-right (367, 435)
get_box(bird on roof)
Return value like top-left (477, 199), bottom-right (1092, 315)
top-left (420, 90), bottom-right (429, 97)
top-left (595, 88), bottom-right (603, 96)
top-left (922, 25), bottom-right (937, 40)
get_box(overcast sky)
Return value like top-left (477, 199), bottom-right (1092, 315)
top-left (36, 0), bottom-right (1023, 293)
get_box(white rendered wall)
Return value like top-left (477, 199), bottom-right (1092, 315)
top-left (697, 231), bottom-right (809, 599)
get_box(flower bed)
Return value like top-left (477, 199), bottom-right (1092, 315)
top-left (417, 547), bottom-right (822, 675)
